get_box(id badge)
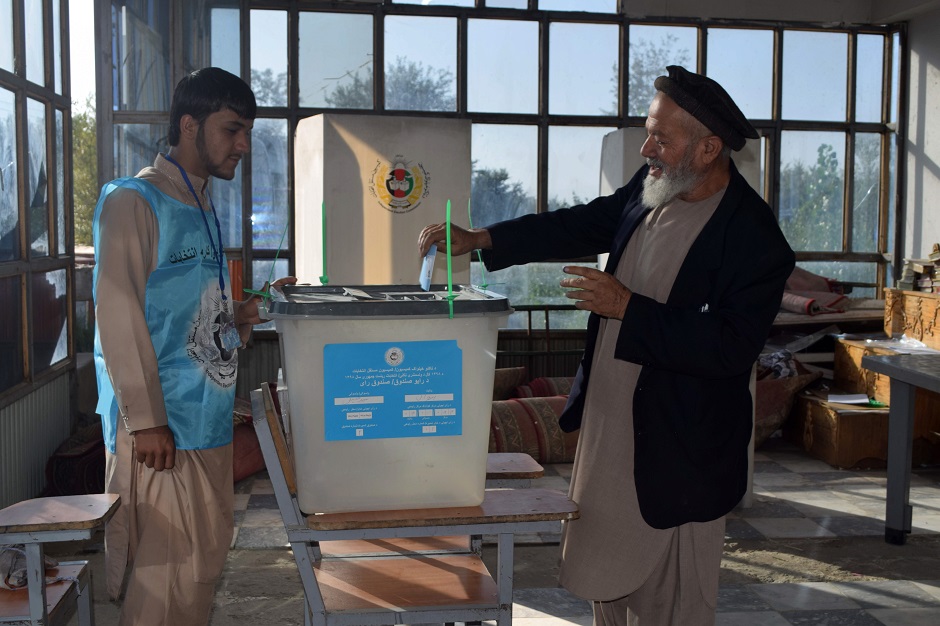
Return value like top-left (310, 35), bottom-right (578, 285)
top-left (219, 302), bottom-right (242, 350)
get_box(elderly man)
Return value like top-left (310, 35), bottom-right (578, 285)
top-left (419, 65), bottom-right (795, 625)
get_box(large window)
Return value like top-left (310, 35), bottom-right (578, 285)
top-left (0, 0), bottom-right (73, 399)
top-left (95, 1), bottom-right (902, 329)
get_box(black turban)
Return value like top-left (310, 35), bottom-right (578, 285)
top-left (653, 65), bottom-right (758, 151)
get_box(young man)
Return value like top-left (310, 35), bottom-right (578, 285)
top-left (93, 67), bottom-right (293, 625)
top-left (419, 66), bottom-right (795, 625)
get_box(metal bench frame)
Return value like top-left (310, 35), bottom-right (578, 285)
top-left (250, 385), bottom-right (578, 626)
top-left (0, 494), bottom-right (119, 626)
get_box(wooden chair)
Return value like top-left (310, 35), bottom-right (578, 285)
top-left (0, 493), bottom-right (120, 626)
top-left (250, 385), bottom-right (578, 626)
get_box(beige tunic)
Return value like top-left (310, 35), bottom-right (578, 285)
top-left (559, 189), bottom-right (727, 602)
top-left (96, 155), bottom-right (234, 625)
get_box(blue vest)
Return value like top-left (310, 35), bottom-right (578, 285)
top-left (93, 177), bottom-right (237, 453)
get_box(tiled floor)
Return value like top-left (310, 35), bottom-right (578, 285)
top-left (225, 437), bottom-right (940, 625)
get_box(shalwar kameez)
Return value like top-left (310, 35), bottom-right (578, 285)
top-left (94, 155), bottom-right (236, 626)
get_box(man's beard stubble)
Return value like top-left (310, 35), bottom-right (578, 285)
top-left (641, 148), bottom-right (703, 209)
top-left (195, 125), bottom-right (237, 181)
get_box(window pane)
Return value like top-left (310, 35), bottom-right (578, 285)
top-left (628, 25), bottom-right (697, 117)
top-left (469, 19), bottom-right (538, 114)
top-left (68, 0), bottom-right (95, 102)
top-left (113, 124), bottom-right (167, 179)
top-left (212, 168), bottom-right (243, 248)
top-left (890, 32), bottom-right (900, 126)
top-left (252, 258), bottom-right (289, 292)
top-left (853, 133), bottom-right (881, 253)
top-left (251, 10), bottom-right (287, 107)
top-left (779, 130), bottom-right (845, 252)
top-left (251, 118), bottom-right (289, 250)
top-left (856, 34), bottom-right (884, 124)
top-left (783, 30), bottom-right (847, 121)
top-left (116, 4), bottom-right (171, 110)
top-left (548, 125), bottom-right (614, 210)
top-left (299, 12), bottom-right (373, 109)
top-left (56, 109), bottom-right (65, 254)
top-left (888, 133), bottom-right (897, 259)
top-left (181, 1), bottom-right (214, 73)
top-left (0, 275), bottom-right (23, 392)
top-left (0, 0), bottom-right (11, 71)
top-left (706, 29), bottom-right (773, 120)
top-left (251, 258), bottom-right (288, 330)
top-left (32, 268), bottom-right (68, 372)
top-left (385, 16), bottom-right (456, 112)
top-left (53, 0), bottom-right (62, 93)
top-left (487, 0), bottom-right (527, 7)
top-left (27, 98), bottom-right (48, 257)
top-left (25, 0), bottom-right (44, 84)
top-left (472, 263), bottom-right (593, 329)
top-left (210, 7), bottom-right (240, 76)
top-left (549, 23), bottom-right (619, 116)
top-left (0, 88), bottom-right (18, 262)
top-left (471, 124), bottom-right (537, 227)
top-left (539, 0), bottom-right (616, 12)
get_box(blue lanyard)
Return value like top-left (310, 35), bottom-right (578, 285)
top-left (162, 153), bottom-right (227, 302)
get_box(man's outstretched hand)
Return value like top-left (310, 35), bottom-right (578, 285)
top-left (418, 223), bottom-right (492, 257)
top-left (560, 266), bottom-right (632, 320)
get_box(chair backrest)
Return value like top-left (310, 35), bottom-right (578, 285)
top-left (250, 386), bottom-right (305, 526)
top-left (262, 385), bottom-right (297, 495)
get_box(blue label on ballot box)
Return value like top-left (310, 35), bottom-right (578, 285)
top-left (323, 340), bottom-right (463, 441)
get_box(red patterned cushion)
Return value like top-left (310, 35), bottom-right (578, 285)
top-left (513, 377), bottom-right (574, 398)
top-left (232, 383), bottom-right (280, 483)
top-left (513, 385), bottom-right (535, 398)
top-left (489, 396), bottom-right (579, 463)
top-left (492, 366), bottom-right (529, 400)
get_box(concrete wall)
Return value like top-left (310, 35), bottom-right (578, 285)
top-left (903, 7), bottom-right (940, 259)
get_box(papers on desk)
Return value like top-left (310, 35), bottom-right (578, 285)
top-left (850, 336), bottom-right (940, 355)
top-left (828, 393), bottom-right (870, 404)
top-left (804, 387), bottom-right (886, 411)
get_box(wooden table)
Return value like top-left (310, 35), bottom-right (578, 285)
top-left (0, 493), bottom-right (120, 625)
top-left (860, 353), bottom-right (940, 544)
top-left (485, 452), bottom-right (544, 487)
top-left (251, 385), bottom-right (578, 626)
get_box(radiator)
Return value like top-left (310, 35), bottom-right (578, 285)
top-left (0, 373), bottom-right (72, 509)
top-left (235, 337), bottom-right (283, 398)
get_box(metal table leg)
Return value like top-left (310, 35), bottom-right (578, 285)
top-left (885, 378), bottom-right (916, 544)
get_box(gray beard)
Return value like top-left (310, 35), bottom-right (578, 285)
top-left (640, 156), bottom-right (702, 209)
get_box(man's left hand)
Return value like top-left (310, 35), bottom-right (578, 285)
top-left (561, 266), bottom-right (632, 320)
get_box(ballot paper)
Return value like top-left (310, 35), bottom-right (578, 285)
top-left (420, 244), bottom-right (437, 291)
top-left (828, 393), bottom-right (871, 404)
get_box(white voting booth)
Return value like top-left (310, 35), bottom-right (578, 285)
top-left (294, 114), bottom-right (472, 285)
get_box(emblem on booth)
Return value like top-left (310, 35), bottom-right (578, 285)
top-left (369, 155), bottom-right (430, 213)
top-left (385, 347), bottom-right (405, 367)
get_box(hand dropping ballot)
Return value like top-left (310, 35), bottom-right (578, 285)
top-left (420, 244), bottom-right (437, 291)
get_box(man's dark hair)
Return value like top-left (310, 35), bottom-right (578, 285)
top-left (168, 67), bottom-right (257, 146)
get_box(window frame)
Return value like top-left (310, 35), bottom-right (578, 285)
top-left (94, 1), bottom-right (905, 325)
top-left (0, 0), bottom-right (75, 406)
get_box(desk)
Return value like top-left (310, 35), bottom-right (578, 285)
top-left (859, 353), bottom-right (940, 544)
top-left (250, 386), bottom-right (578, 626)
top-left (0, 493), bottom-right (120, 625)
